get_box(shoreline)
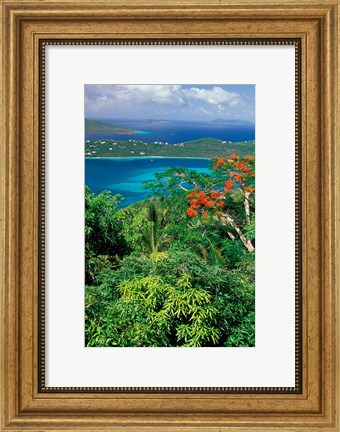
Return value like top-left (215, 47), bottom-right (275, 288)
top-left (87, 130), bottom-right (152, 136)
top-left (85, 156), bottom-right (211, 160)
top-left (87, 131), bottom-right (136, 136)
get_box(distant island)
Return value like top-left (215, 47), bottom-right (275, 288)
top-left (85, 119), bottom-right (137, 135)
top-left (85, 137), bottom-right (255, 158)
top-left (144, 119), bottom-right (172, 124)
top-left (211, 118), bottom-right (254, 126)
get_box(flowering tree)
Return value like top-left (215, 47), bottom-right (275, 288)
top-left (186, 154), bottom-right (255, 252)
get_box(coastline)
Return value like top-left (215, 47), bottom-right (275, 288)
top-left (87, 130), bottom-right (152, 136)
top-left (87, 131), bottom-right (136, 135)
top-left (85, 156), bottom-right (211, 160)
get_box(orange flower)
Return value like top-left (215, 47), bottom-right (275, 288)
top-left (216, 200), bottom-right (224, 208)
top-left (197, 191), bottom-right (213, 206)
top-left (234, 174), bottom-right (243, 183)
top-left (225, 180), bottom-right (234, 192)
top-left (210, 190), bottom-right (220, 199)
top-left (213, 157), bottom-right (226, 169)
top-left (190, 199), bottom-right (200, 208)
top-left (205, 200), bottom-right (214, 208)
top-left (237, 162), bottom-right (248, 172)
top-left (214, 211), bottom-right (223, 215)
top-left (202, 210), bottom-right (208, 219)
top-left (244, 186), bottom-right (255, 193)
top-left (187, 207), bottom-right (198, 218)
top-left (229, 153), bottom-right (238, 159)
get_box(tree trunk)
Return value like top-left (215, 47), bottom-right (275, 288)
top-left (244, 191), bottom-right (251, 226)
top-left (219, 213), bottom-right (254, 253)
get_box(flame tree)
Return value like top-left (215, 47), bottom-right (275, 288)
top-left (144, 154), bottom-right (255, 253)
top-left (186, 154), bottom-right (255, 252)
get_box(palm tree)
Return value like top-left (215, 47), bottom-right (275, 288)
top-left (142, 200), bottom-right (172, 254)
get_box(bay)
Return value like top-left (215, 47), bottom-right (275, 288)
top-left (85, 119), bottom-right (255, 144)
top-left (85, 157), bottom-right (210, 207)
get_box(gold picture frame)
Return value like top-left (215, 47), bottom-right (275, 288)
top-left (0, 0), bottom-right (339, 430)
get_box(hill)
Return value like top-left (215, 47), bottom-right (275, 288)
top-left (85, 137), bottom-right (255, 158)
top-left (85, 119), bottom-right (136, 134)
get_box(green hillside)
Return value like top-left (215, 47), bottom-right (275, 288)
top-left (85, 137), bottom-right (255, 158)
top-left (85, 119), bottom-right (136, 134)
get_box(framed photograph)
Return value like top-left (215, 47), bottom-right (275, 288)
top-left (1, 1), bottom-right (339, 431)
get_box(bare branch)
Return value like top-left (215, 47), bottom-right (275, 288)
top-left (178, 183), bottom-right (189, 192)
top-left (227, 231), bottom-right (236, 241)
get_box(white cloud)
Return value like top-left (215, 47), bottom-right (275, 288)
top-left (85, 84), bottom-right (254, 121)
top-left (182, 86), bottom-right (240, 106)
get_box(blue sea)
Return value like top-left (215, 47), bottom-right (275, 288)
top-left (85, 157), bottom-right (211, 207)
top-left (86, 119), bottom-right (255, 144)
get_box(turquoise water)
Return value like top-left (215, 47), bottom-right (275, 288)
top-left (136, 130), bottom-right (152, 135)
top-left (85, 157), bottom-right (211, 207)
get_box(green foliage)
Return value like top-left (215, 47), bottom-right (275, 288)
top-left (85, 249), bottom-right (255, 347)
top-left (115, 206), bottom-right (150, 254)
top-left (85, 154), bottom-right (255, 347)
top-left (213, 264), bottom-right (255, 347)
top-left (85, 187), bottom-right (128, 283)
top-left (140, 200), bottom-right (172, 253)
top-left (85, 186), bottom-right (125, 255)
top-left (114, 199), bottom-right (173, 255)
top-left (86, 270), bottom-right (222, 348)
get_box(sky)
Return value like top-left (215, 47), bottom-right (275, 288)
top-left (85, 84), bottom-right (255, 123)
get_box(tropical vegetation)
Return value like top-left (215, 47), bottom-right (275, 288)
top-left (85, 154), bottom-right (255, 347)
